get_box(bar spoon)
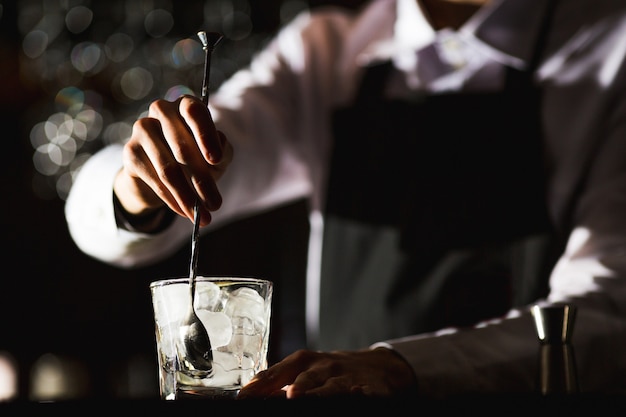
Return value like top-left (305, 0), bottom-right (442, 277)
top-left (180, 31), bottom-right (223, 375)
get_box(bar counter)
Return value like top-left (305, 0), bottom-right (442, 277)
top-left (2, 393), bottom-right (626, 415)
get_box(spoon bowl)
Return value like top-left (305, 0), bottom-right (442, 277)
top-left (179, 298), bottom-right (214, 377)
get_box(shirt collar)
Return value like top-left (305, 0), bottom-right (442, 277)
top-left (464, 0), bottom-right (555, 69)
top-left (389, 0), bottom-right (553, 69)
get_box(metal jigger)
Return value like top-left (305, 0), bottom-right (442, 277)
top-left (531, 303), bottom-right (579, 395)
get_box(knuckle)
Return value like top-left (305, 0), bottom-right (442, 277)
top-left (122, 140), bottom-right (143, 163)
top-left (148, 99), bottom-right (171, 116)
top-left (132, 117), bottom-right (158, 134)
top-left (292, 349), bottom-right (313, 361)
top-left (180, 96), bottom-right (206, 119)
top-left (156, 161), bottom-right (180, 182)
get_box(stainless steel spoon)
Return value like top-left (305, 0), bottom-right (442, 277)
top-left (180, 31), bottom-right (223, 375)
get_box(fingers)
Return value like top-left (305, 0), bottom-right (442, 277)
top-left (179, 96), bottom-right (225, 164)
top-left (118, 95), bottom-right (229, 225)
top-left (238, 350), bottom-right (317, 399)
top-left (286, 375), bottom-right (361, 399)
top-left (282, 351), bottom-right (354, 399)
top-left (237, 348), bottom-right (418, 400)
top-left (123, 118), bottom-right (195, 220)
top-left (149, 97), bottom-right (223, 209)
top-left (238, 350), bottom-right (358, 399)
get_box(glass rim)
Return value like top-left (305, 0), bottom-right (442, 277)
top-left (149, 275), bottom-right (272, 289)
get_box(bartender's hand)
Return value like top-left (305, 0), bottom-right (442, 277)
top-left (113, 95), bottom-right (233, 231)
top-left (237, 347), bottom-right (418, 399)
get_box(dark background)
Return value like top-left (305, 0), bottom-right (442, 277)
top-left (0, 0), bottom-right (366, 400)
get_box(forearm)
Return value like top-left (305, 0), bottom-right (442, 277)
top-left (64, 145), bottom-right (188, 268)
top-left (381, 310), bottom-right (538, 398)
top-left (382, 294), bottom-right (626, 397)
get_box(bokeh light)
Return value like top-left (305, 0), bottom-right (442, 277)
top-left (20, 0), bottom-right (311, 201)
top-left (29, 353), bottom-right (90, 401)
top-left (22, 29), bottom-right (48, 58)
top-left (71, 41), bottom-right (106, 74)
top-left (105, 33), bottom-right (134, 63)
top-left (144, 9), bottom-right (174, 38)
top-left (171, 38), bottom-right (204, 68)
top-left (165, 84), bottom-right (195, 101)
top-left (0, 351), bottom-right (18, 402)
top-left (120, 67), bottom-right (154, 101)
top-left (65, 5), bottom-right (93, 34)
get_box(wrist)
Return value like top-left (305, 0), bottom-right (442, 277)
top-left (113, 192), bottom-right (174, 233)
top-left (370, 346), bottom-right (419, 396)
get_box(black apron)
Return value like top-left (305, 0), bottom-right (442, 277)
top-left (318, 12), bottom-right (562, 350)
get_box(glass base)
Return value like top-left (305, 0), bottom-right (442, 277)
top-left (173, 386), bottom-right (240, 400)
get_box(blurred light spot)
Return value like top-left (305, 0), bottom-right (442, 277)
top-left (51, 133), bottom-right (78, 166)
top-left (56, 171), bottom-right (74, 200)
top-left (30, 353), bottom-right (91, 401)
top-left (105, 32), bottom-right (134, 63)
top-left (56, 117), bottom-right (74, 141)
top-left (38, 12), bottom-right (66, 42)
top-left (65, 5), bottom-right (93, 34)
top-left (55, 86), bottom-right (85, 113)
top-left (164, 84), bottom-right (194, 101)
top-left (138, 107), bottom-right (150, 119)
top-left (171, 38), bottom-right (203, 68)
top-left (71, 41), bottom-right (105, 74)
top-left (103, 121), bottom-right (132, 145)
top-left (0, 352), bottom-right (18, 401)
top-left (223, 11), bottom-right (252, 41)
top-left (144, 9), bottom-right (173, 38)
top-left (46, 112), bottom-right (73, 136)
top-left (33, 144), bottom-right (61, 175)
top-left (22, 30), bottom-right (48, 58)
top-left (75, 108), bottom-right (103, 141)
top-left (120, 67), bottom-right (153, 100)
top-left (71, 118), bottom-right (88, 142)
top-left (30, 122), bottom-right (48, 148)
top-left (64, 152), bottom-right (94, 198)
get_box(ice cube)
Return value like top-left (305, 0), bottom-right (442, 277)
top-left (194, 281), bottom-right (223, 311)
top-left (225, 287), bottom-right (267, 334)
top-left (196, 310), bottom-right (232, 348)
top-left (153, 284), bottom-right (190, 323)
top-left (211, 350), bottom-right (240, 373)
top-left (156, 319), bottom-right (179, 359)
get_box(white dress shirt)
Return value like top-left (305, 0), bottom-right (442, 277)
top-left (65, 0), bottom-right (626, 394)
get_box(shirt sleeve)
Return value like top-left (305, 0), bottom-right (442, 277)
top-left (64, 144), bottom-right (193, 268)
top-left (63, 10), bottom-right (327, 268)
